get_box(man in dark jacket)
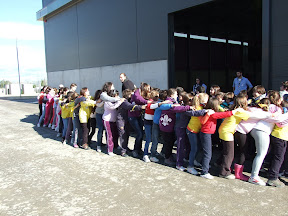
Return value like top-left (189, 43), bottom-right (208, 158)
top-left (120, 73), bottom-right (136, 92)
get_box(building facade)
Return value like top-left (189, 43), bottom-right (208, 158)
top-left (37, 0), bottom-right (288, 93)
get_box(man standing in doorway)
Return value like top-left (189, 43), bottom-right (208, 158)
top-left (120, 73), bottom-right (136, 92)
top-left (232, 71), bottom-right (253, 96)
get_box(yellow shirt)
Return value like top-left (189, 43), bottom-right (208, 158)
top-left (79, 99), bottom-right (95, 123)
top-left (61, 103), bottom-right (71, 119)
top-left (218, 111), bottom-right (250, 141)
top-left (187, 106), bottom-right (203, 133)
top-left (271, 125), bottom-right (288, 141)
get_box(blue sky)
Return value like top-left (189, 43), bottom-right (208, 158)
top-left (0, 1), bottom-right (46, 84)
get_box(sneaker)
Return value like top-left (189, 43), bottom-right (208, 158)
top-left (183, 158), bottom-right (189, 163)
top-left (219, 174), bottom-right (235, 180)
top-left (187, 167), bottom-right (198, 175)
top-left (96, 146), bottom-right (102, 153)
top-left (43, 124), bottom-right (47, 127)
top-left (248, 176), bottom-right (266, 186)
top-left (200, 173), bottom-right (214, 180)
top-left (108, 152), bottom-right (114, 156)
top-left (55, 127), bottom-right (59, 132)
top-left (48, 123), bottom-right (52, 128)
top-left (143, 155), bottom-right (151, 162)
top-left (37, 123), bottom-right (40, 127)
top-left (164, 158), bottom-right (176, 166)
top-left (62, 140), bottom-right (67, 145)
top-left (150, 156), bottom-right (159, 163)
top-left (51, 125), bottom-right (55, 130)
top-left (73, 144), bottom-right (79, 148)
top-left (132, 150), bottom-right (139, 158)
top-left (176, 165), bottom-right (186, 172)
top-left (121, 152), bottom-right (128, 157)
top-left (194, 160), bottom-right (202, 167)
top-left (81, 144), bottom-right (90, 150)
top-left (57, 133), bottom-right (62, 137)
top-left (267, 179), bottom-right (285, 187)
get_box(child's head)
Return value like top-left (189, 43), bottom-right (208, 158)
top-left (80, 87), bottom-right (89, 97)
top-left (280, 81), bottom-right (288, 91)
top-left (70, 83), bottom-right (77, 92)
top-left (159, 90), bottom-right (168, 101)
top-left (107, 89), bottom-right (119, 97)
top-left (238, 90), bottom-right (248, 98)
top-left (233, 95), bottom-right (248, 110)
top-left (257, 98), bottom-right (270, 112)
top-left (94, 90), bottom-right (102, 100)
top-left (182, 93), bottom-right (194, 106)
top-left (122, 89), bottom-right (132, 100)
top-left (45, 86), bottom-right (51, 94)
top-left (149, 90), bottom-right (159, 101)
top-left (252, 85), bottom-right (266, 98)
top-left (102, 82), bottom-right (114, 93)
top-left (215, 92), bottom-right (225, 104)
top-left (205, 97), bottom-right (219, 112)
top-left (140, 83), bottom-right (151, 99)
top-left (268, 90), bottom-right (282, 107)
top-left (167, 88), bottom-right (178, 100)
top-left (196, 86), bottom-right (206, 93)
top-left (210, 85), bottom-right (221, 96)
top-left (224, 92), bottom-right (234, 103)
top-left (198, 93), bottom-right (209, 105)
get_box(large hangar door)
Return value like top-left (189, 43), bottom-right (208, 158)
top-left (169, 0), bottom-right (262, 92)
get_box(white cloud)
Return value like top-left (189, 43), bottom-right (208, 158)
top-left (0, 22), bottom-right (44, 40)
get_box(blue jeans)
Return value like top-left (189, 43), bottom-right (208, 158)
top-left (128, 116), bottom-right (143, 151)
top-left (96, 113), bottom-right (104, 146)
top-left (71, 115), bottom-right (82, 145)
top-left (151, 123), bottom-right (160, 156)
top-left (187, 129), bottom-right (199, 167)
top-left (62, 118), bottom-right (69, 138)
top-left (144, 124), bottom-right (152, 155)
top-left (199, 132), bottom-right (212, 174)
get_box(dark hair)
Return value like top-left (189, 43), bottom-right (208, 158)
top-left (94, 90), bottom-right (102, 100)
top-left (122, 89), bottom-right (132, 100)
top-left (252, 85), bottom-right (266, 95)
top-left (205, 97), bottom-right (219, 112)
top-left (70, 83), bottom-right (77, 88)
top-left (196, 78), bottom-right (203, 85)
top-left (102, 82), bottom-right (113, 93)
top-left (107, 89), bottom-right (118, 97)
top-left (232, 95), bottom-right (248, 110)
top-left (80, 87), bottom-right (88, 96)
top-left (196, 86), bottom-right (205, 93)
top-left (167, 88), bottom-right (177, 97)
top-left (256, 98), bottom-right (270, 112)
top-left (210, 85), bottom-right (221, 96)
top-left (282, 81), bottom-right (288, 90)
top-left (176, 86), bottom-right (184, 95)
top-left (182, 93), bottom-right (194, 106)
top-left (268, 90), bottom-right (282, 112)
top-left (159, 90), bottom-right (168, 101)
top-left (140, 83), bottom-right (151, 99)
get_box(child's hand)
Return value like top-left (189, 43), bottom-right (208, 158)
top-left (206, 109), bottom-right (215, 115)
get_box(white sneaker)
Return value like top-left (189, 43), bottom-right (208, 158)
top-left (48, 123), bottom-right (52, 128)
top-left (150, 156), bottom-right (159, 163)
top-left (96, 146), bottom-right (102, 152)
top-left (176, 165), bottom-right (186, 172)
top-left (200, 173), bottom-right (214, 179)
top-left (143, 155), bottom-right (151, 163)
top-left (43, 124), bottom-right (47, 127)
top-left (55, 127), bottom-right (59, 132)
top-left (37, 123), bottom-right (40, 127)
top-left (187, 167), bottom-right (198, 175)
top-left (108, 152), bottom-right (114, 156)
top-left (194, 160), bottom-right (202, 167)
top-left (51, 125), bottom-right (55, 130)
top-left (248, 176), bottom-right (266, 186)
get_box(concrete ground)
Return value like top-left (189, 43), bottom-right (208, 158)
top-left (0, 98), bottom-right (287, 216)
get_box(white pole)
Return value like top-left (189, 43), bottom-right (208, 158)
top-left (16, 38), bottom-right (21, 98)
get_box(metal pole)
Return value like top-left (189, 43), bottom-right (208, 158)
top-left (16, 38), bottom-right (21, 98)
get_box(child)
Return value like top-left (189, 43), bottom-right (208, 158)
top-left (102, 90), bottom-right (125, 155)
top-left (209, 85), bottom-right (221, 98)
top-left (221, 92), bottom-right (234, 110)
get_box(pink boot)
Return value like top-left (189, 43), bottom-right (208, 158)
top-left (234, 164), bottom-right (249, 181)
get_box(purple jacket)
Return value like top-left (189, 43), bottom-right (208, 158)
top-left (159, 102), bottom-right (191, 132)
top-left (128, 89), bottom-right (147, 118)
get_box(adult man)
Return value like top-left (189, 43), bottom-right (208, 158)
top-left (119, 73), bottom-right (136, 92)
top-left (232, 71), bottom-right (253, 96)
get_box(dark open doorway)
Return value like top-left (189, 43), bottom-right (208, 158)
top-left (168, 0), bottom-right (262, 93)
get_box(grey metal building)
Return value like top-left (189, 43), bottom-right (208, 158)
top-left (37, 0), bottom-right (288, 93)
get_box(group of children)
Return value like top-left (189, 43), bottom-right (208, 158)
top-left (36, 81), bottom-right (288, 187)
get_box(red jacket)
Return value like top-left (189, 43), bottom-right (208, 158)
top-left (200, 111), bottom-right (233, 134)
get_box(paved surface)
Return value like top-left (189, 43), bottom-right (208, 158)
top-left (0, 98), bottom-right (287, 216)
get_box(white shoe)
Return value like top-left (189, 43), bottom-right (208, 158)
top-left (51, 125), bottom-right (55, 130)
top-left (187, 167), bottom-right (198, 175)
top-left (48, 123), bottom-right (52, 128)
top-left (200, 173), bottom-right (214, 179)
top-left (96, 146), bottom-right (102, 152)
top-left (194, 160), bottom-right (202, 167)
top-left (176, 165), bottom-right (186, 172)
top-left (143, 155), bottom-right (151, 163)
top-left (55, 127), bottom-right (59, 132)
top-left (248, 176), bottom-right (266, 186)
top-left (43, 124), bottom-right (47, 127)
top-left (37, 123), bottom-right (40, 127)
top-left (150, 156), bottom-right (159, 163)
top-left (108, 152), bottom-right (114, 156)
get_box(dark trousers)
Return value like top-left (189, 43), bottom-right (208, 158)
top-left (38, 104), bottom-right (42, 119)
top-left (268, 135), bottom-right (287, 180)
top-left (88, 118), bottom-right (96, 142)
top-left (199, 132), bottom-right (212, 174)
top-left (162, 131), bottom-right (176, 159)
top-left (128, 116), bottom-right (143, 151)
top-left (81, 121), bottom-right (90, 145)
top-left (117, 119), bottom-right (130, 152)
top-left (234, 131), bottom-right (248, 165)
top-left (176, 128), bottom-right (189, 167)
top-left (220, 140), bottom-right (234, 176)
